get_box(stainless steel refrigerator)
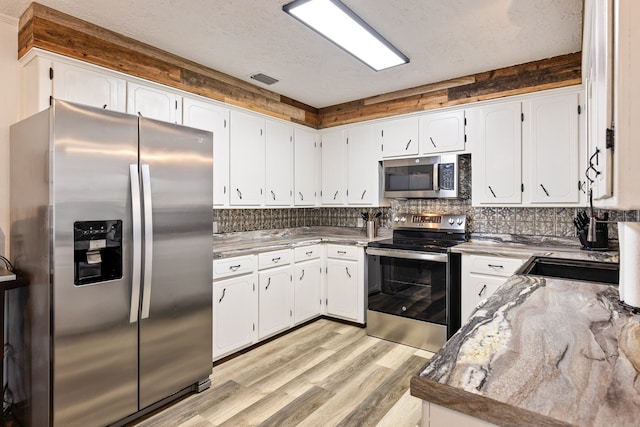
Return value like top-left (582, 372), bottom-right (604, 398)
top-left (9, 100), bottom-right (213, 426)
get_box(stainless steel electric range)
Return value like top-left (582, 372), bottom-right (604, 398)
top-left (365, 212), bottom-right (466, 352)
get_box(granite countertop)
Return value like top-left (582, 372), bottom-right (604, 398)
top-left (212, 226), bottom-right (392, 258)
top-left (454, 234), bottom-right (619, 263)
top-left (410, 273), bottom-right (639, 426)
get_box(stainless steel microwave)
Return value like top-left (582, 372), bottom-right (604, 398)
top-left (383, 155), bottom-right (459, 198)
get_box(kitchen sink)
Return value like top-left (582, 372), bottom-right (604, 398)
top-left (517, 256), bottom-right (619, 285)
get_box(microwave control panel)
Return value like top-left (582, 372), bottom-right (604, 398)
top-left (439, 163), bottom-right (455, 190)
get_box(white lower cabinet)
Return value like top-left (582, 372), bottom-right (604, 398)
top-left (294, 246), bottom-right (322, 324)
top-left (213, 272), bottom-right (258, 360)
top-left (258, 264), bottom-right (294, 339)
top-left (325, 244), bottom-right (365, 324)
top-left (460, 254), bottom-right (529, 324)
top-left (424, 402), bottom-right (497, 427)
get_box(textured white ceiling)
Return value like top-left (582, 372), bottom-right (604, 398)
top-left (0, 0), bottom-right (583, 108)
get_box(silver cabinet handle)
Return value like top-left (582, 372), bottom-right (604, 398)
top-left (345, 267), bottom-right (351, 278)
top-left (429, 137), bottom-right (436, 148)
top-left (298, 191), bottom-right (304, 201)
top-left (333, 190), bottom-right (339, 200)
top-left (432, 162), bottom-right (440, 192)
top-left (300, 269), bottom-right (305, 281)
top-left (488, 186), bottom-right (497, 198)
top-left (237, 188), bottom-right (243, 199)
top-left (219, 288), bottom-right (226, 303)
top-left (229, 264), bottom-right (241, 271)
top-left (361, 190), bottom-right (366, 200)
top-left (266, 277), bottom-right (271, 290)
top-left (129, 164), bottom-right (142, 324)
top-left (141, 164), bottom-right (153, 320)
top-left (271, 190), bottom-right (276, 200)
top-left (478, 284), bottom-right (487, 297)
top-left (405, 139), bottom-right (412, 150)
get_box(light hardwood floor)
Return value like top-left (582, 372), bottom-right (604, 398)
top-left (131, 319), bottom-right (433, 427)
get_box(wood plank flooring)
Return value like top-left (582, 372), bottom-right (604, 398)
top-left (131, 319), bottom-right (433, 427)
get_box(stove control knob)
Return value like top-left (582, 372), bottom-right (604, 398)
top-left (400, 217), bottom-right (407, 223)
top-left (457, 218), bottom-right (463, 225)
top-left (393, 216), bottom-right (399, 223)
top-left (448, 218), bottom-right (455, 225)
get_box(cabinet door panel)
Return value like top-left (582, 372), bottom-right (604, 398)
top-left (53, 61), bottom-right (126, 113)
top-left (470, 102), bottom-right (522, 204)
top-left (229, 110), bottom-right (265, 205)
top-left (421, 109), bottom-right (465, 154)
top-left (213, 274), bottom-right (257, 359)
top-left (127, 82), bottom-right (181, 123)
top-left (347, 124), bottom-right (380, 205)
top-left (379, 117), bottom-right (419, 158)
top-left (265, 121), bottom-right (293, 206)
top-left (294, 259), bottom-right (322, 324)
top-left (326, 258), bottom-right (359, 321)
top-left (461, 273), bottom-right (507, 322)
top-left (321, 130), bottom-right (347, 205)
top-left (294, 128), bottom-right (318, 206)
top-left (183, 97), bottom-right (230, 206)
top-left (258, 267), bottom-right (293, 339)
top-left (524, 93), bottom-right (579, 203)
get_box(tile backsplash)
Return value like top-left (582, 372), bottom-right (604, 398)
top-left (213, 154), bottom-right (637, 240)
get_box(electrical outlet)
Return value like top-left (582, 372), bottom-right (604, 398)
top-left (357, 218), bottom-right (364, 228)
top-left (212, 221), bottom-right (219, 234)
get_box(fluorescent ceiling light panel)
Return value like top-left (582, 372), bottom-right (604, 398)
top-left (283, 0), bottom-right (409, 71)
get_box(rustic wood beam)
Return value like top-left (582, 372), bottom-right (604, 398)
top-left (17, 3), bottom-right (580, 130)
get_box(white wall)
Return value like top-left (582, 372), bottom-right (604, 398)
top-left (0, 15), bottom-right (18, 257)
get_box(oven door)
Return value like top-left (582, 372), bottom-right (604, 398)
top-left (366, 248), bottom-right (448, 324)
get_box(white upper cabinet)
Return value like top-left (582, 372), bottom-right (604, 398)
top-left (265, 121), bottom-right (294, 206)
top-left (523, 92), bottom-right (580, 204)
top-left (346, 124), bottom-right (382, 205)
top-left (20, 55), bottom-right (126, 118)
top-left (229, 110), bottom-right (265, 206)
top-left (420, 109), bottom-right (466, 154)
top-left (469, 101), bottom-right (523, 205)
top-left (127, 82), bottom-right (182, 124)
top-left (182, 97), bottom-right (230, 207)
top-left (294, 128), bottom-right (319, 206)
top-left (321, 129), bottom-right (347, 205)
top-left (377, 117), bottom-right (419, 158)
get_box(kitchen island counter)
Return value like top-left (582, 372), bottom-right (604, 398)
top-left (411, 273), bottom-right (639, 426)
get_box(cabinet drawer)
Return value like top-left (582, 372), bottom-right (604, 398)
top-left (326, 244), bottom-right (359, 260)
top-left (258, 249), bottom-right (293, 270)
top-left (468, 255), bottom-right (527, 277)
top-left (294, 245), bottom-right (321, 262)
top-left (213, 255), bottom-right (256, 280)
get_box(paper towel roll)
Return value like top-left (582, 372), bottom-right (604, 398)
top-left (618, 222), bottom-right (626, 302)
top-left (619, 222), bottom-right (640, 308)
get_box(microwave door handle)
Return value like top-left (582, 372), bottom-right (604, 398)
top-left (432, 163), bottom-right (440, 192)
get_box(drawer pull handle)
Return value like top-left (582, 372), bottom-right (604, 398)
top-left (478, 284), bottom-right (487, 297)
top-left (345, 267), bottom-right (351, 278)
top-left (305, 251), bottom-right (313, 256)
top-left (337, 250), bottom-right (347, 255)
top-left (272, 257), bottom-right (281, 263)
top-left (488, 264), bottom-right (504, 269)
top-left (300, 269), bottom-right (305, 281)
top-left (229, 265), bottom-right (241, 271)
top-left (266, 277), bottom-right (271, 290)
top-left (219, 288), bottom-right (226, 303)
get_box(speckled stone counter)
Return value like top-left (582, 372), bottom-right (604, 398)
top-left (213, 226), bottom-right (392, 258)
top-left (410, 273), bottom-right (639, 427)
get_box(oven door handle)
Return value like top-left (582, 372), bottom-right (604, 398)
top-left (366, 247), bottom-right (448, 263)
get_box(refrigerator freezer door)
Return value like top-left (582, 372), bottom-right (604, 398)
top-left (51, 101), bottom-right (139, 426)
top-left (138, 118), bottom-right (213, 409)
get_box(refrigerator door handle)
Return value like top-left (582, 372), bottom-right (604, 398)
top-left (129, 164), bottom-right (142, 323)
top-left (141, 163), bottom-right (154, 320)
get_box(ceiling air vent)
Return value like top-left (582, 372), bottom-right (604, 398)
top-left (250, 73), bottom-right (279, 85)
